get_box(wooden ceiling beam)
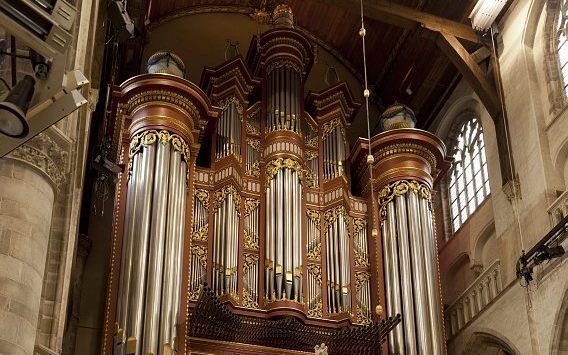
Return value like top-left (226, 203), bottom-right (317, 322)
top-left (436, 32), bottom-right (499, 118)
top-left (320, 0), bottom-right (483, 44)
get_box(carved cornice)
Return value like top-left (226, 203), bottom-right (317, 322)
top-left (7, 132), bottom-right (69, 189)
top-left (377, 180), bottom-right (431, 221)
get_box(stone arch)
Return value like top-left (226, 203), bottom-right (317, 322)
top-left (553, 135), bottom-right (568, 187)
top-left (444, 253), bottom-right (475, 305)
top-left (551, 284), bottom-right (568, 355)
top-left (463, 331), bottom-right (519, 355)
top-left (471, 221), bottom-right (497, 273)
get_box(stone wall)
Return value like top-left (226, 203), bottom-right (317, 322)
top-left (432, 0), bottom-right (568, 353)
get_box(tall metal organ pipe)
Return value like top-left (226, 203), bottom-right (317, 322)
top-left (369, 128), bottom-right (451, 355)
top-left (117, 131), bottom-right (189, 355)
top-left (266, 65), bottom-right (301, 133)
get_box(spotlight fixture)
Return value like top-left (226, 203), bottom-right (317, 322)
top-left (517, 214), bottom-right (568, 285)
top-left (0, 75), bottom-right (35, 138)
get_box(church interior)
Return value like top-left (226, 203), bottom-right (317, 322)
top-left (0, 0), bottom-right (567, 354)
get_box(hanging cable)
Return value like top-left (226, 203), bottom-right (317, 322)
top-left (489, 25), bottom-right (526, 254)
top-left (358, 0), bottom-right (378, 236)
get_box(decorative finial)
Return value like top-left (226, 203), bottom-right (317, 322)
top-left (380, 103), bottom-right (417, 131)
top-left (375, 304), bottom-right (383, 316)
top-left (146, 51), bottom-right (186, 78)
top-left (273, 4), bottom-right (294, 27)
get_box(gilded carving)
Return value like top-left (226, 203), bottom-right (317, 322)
top-left (213, 185), bottom-right (241, 213)
top-left (356, 305), bottom-right (372, 325)
top-left (246, 122), bottom-right (260, 136)
top-left (307, 210), bottom-right (321, 229)
top-left (323, 205), bottom-right (348, 226)
top-left (354, 250), bottom-right (370, 268)
top-left (265, 157), bottom-right (316, 188)
top-left (306, 136), bottom-right (318, 149)
top-left (242, 289), bottom-right (260, 309)
top-left (128, 130), bottom-right (190, 178)
top-left (192, 224), bottom-right (208, 242)
top-left (195, 189), bottom-right (210, 210)
top-left (244, 229), bottom-right (259, 250)
top-left (246, 138), bottom-right (261, 151)
top-left (305, 150), bottom-right (318, 161)
top-left (321, 118), bottom-right (346, 144)
top-left (307, 243), bottom-right (321, 262)
top-left (307, 264), bottom-right (322, 283)
top-left (308, 300), bottom-right (323, 318)
top-left (191, 245), bottom-right (208, 269)
top-left (378, 180), bottom-right (432, 220)
top-left (244, 198), bottom-right (260, 217)
top-left (355, 271), bottom-right (370, 291)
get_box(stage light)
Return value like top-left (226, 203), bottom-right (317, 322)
top-left (469, 0), bottom-right (508, 31)
top-left (0, 75), bottom-right (35, 138)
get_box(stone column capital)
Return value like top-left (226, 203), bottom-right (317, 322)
top-left (6, 130), bottom-right (70, 189)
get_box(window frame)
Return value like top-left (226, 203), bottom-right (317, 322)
top-left (447, 117), bottom-right (491, 233)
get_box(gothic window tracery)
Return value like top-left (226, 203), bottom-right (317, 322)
top-left (448, 118), bottom-right (490, 232)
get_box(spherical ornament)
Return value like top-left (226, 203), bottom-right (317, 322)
top-left (371, 228), bottom-right (378, 237)
top-left (380, 103), bottom-right (417, 131)
top-left (366, 154), bottom-right (375, 165)
top-left (375, 304), bottom-right (383, 316)
top-left (146, 51), bottom-right (186, 78)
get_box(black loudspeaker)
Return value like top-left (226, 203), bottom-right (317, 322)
top-left (0, 75), bottom-right (35, 138)
top-left (109, 1), bottom-right (137, 43)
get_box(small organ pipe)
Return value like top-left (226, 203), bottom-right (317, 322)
top-left (171, 159), bottom-right (186, 343)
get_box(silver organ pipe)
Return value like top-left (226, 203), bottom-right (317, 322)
top-left (265, 165), bottom-right (303, 302)
top-left (216, 99), bottom-right (242, 160)
top-left (117, 130), bottom-right (189, 354)
top-left (379, 181), bottom-right (445, 355)
top-left (324, 207), bottom-right (351, 314)
top-left (266, 65), bottom-right (301, 133)
top-left (212, 187), bottom-right (240, 297)
top-left (323, 123), bottom-right (346, 180)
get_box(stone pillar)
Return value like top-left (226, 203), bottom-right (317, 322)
top-left (0, 137), bottom-right (61, 354)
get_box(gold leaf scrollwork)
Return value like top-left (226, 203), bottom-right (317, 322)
top-left (247, 138), bottom-right (261, 151)
top-left (213, 185), bottom-right (241, 214)
top-left (244, 198), bottom-right (260, 217)
top-left (192, 224), bottom-right (208, 242)
top-left (195, 189), bottom-right (210, 210)
top-left (356, 305), bottom-right (372, 325)
top-left (308, 300), bottom-right (323, 318)
top-left (242, 289), bottom-right (260, 309)
top-left (265, 157), bottom-right (316, 188)
top-left (323, 205), bottom-right (348, 227)
top-left (307, 264), bottom-right (322, 283)
top-left (249, 162), bottom-right (261, 178)
top-left (307, 210), bottom-right (321, 230)
top-left (305, 150), bottom-right (318, 161)
top-left (378, 180), bottom-right (432, 221)
top-left (354, 250), bottom-right (370, 268)
top-left (191, 245), bottom-right (208, 269)
top-left (307, 243), bottom-right (321, 261)
top-left (128, 130), bottom-right (190, 178)
top-left (246, 122), bottom-right (260, 136)
top-left (355, 271), bottom-right (370, 291)
top-left (244, 229), bottom-right (259, 250)
top-left (353, 218), bottom-right (367, 234)
top-left (306, 136), bottom-right (318, 148)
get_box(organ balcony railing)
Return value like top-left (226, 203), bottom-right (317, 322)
top-left (445, 259), bottom-right (503, 338)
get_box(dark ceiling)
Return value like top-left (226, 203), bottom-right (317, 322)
top-left (140, 0), bottom-right (479, 130)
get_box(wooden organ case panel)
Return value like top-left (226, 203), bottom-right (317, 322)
top-left (190, 11), bottom-right (379, 328)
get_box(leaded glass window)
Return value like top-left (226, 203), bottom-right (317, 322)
top-left (448, 118), bottom-right (490, 232)
top-left (557, 0), bottom-right (568, 96)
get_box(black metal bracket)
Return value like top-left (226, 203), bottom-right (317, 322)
top-left (516, 214), bottom-right (568, 284)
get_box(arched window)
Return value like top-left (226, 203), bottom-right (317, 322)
top-left (448, 118), bottom-right (490, 232)
top-left (557, 0), bottom-right (568, 97)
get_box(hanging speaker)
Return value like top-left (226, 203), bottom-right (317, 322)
top-left (0, 75), bottom-right (36, 138)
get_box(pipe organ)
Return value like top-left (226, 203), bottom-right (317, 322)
top-left (104, 5), bottom-right (451, 355)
